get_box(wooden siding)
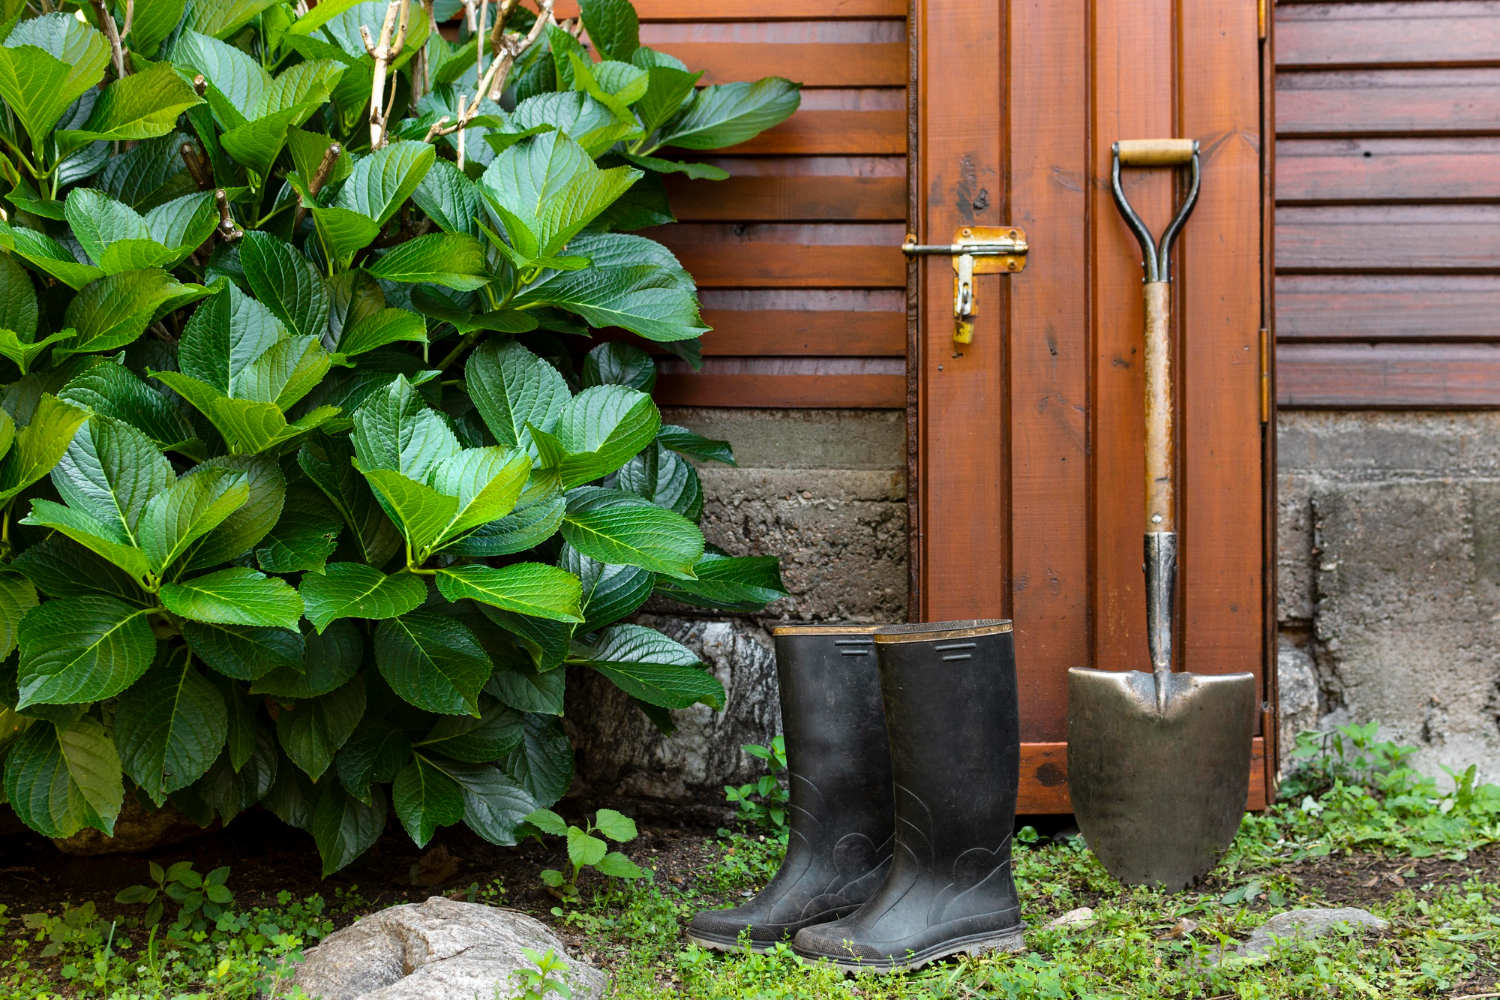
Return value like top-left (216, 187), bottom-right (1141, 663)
top-left (580, 2), bottom-right (911, 409)
top-left (1276, 2), bottom-right (1500, 407)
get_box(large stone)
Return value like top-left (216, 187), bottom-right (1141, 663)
top-left (52, 795), bottom-right (210, 856)
top-left (1236, 907), bottom-right (1388, 959)
top-left (1276, 639), bottom-right (1320, 769)
top-left (290, 897), bottom-right (605, 1000)
top-left (567, 616), bottom-right (784, 818)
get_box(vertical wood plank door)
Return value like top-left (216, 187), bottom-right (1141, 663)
top-left (911, 0), bottom-right (1273, 811)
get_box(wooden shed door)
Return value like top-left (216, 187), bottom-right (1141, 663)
top-left (909, 0), bottom-right (1274, 811)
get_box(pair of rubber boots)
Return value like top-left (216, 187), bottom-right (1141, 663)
top-left (687, 619), bottom-right (1026, 972)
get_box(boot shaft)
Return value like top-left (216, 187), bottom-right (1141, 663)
top-left (772, 624), bottom-right (894, 848)
top-left (873, 620), bottom-right (1020, 859)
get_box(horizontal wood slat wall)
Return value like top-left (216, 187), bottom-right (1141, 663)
top-left (1276, 1), bottom-right (1500, 407)
top-left (577, 1), bottom-right (910, 408)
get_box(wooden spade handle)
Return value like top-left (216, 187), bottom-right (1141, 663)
top-left (1143, 281), bottom-right (1174, 533)
top-left (1117, 138), bottom-right (1197, 166)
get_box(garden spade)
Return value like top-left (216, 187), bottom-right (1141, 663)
top-left (1066, 139), bottom-right (1257, 892)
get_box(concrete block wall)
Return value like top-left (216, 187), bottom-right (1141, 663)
top-left (571, 408), bottom-right (1500, 813)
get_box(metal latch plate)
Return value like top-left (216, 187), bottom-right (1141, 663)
top-left (901, 226), bottom-right (1028, 345)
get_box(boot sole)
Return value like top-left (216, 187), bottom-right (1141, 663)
top-left (797, 925), bottom-right (1027, 973)
top-left (685, 905), bottom-right (862, 955)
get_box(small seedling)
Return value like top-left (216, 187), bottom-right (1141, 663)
top-left (523, 808), bottom-right (643, 908)
top-left (115, 862), bottom-right (234, 927)
top-left (724, 737), bottom-right (789, 837)
top-left (509, 946), bottom-right (572, 999)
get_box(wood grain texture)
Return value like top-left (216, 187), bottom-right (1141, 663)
top-left (914, 0), bottom-right (1008, 625)
top-left (1179, 0), bottom-right (1266, 698)
top-left (1277, 205), bottom-right (1500, 271)
top-left (665, 175), bottom-right (906, 221)
top-left (706, 110), bottom-right (907, 154)
top-left (1276, 2), bottom-right (1500, 69)
top-left (647, 42), bottom-right (906, 87)
top-left (553, 0), bottom-right (906, 19)
top-left (1006, 0), bottom-right (1091, 742)
top-left (1278, 138), bottom-right (1500, 203)
top-left (1277, 69), bottom-right (1500, 136)
top-left (1278, 342), bottom-right (1500, 407)
top-left (698, 308), bottom-right (906, 354)
top-left (1277, 275), bottom-right (1500, 340)
top-left (1019, 738), bottom-right (1268, 813)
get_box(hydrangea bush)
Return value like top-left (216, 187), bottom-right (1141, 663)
top-left (0, 0), bottom-right (797, 873)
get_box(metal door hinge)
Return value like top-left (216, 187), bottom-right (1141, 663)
top-left (902, 226), bottom-right (1028, 344)
top-left (1259, 327), bottom-right (1270, 423)
top-left (1258, 0), bottom-right (1268, 40)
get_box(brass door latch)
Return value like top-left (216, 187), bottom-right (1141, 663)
top-left (901, 226), bottom-right (1029, 344)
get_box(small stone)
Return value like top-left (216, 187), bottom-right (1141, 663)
top-left (291, 896), bottom-right (606, 1000)
top-left (1044, 907), bottom-right (1094, 930)
top-left (1157, 917), bottom-right (1198, 940)
top-left (1237, 907), bottom-right (1388, 959)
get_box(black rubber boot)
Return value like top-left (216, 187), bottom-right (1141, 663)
top-left (686, 623), bottom-right (894, 952)
top-left (792, 619), bottom-right (1025, 971)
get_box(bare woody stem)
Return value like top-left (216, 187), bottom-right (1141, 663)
top-left (88, 0), bottom-right (128, 79)
top-left (215, 189), bottom-right (244, 241)
top-left (291, 143), bottom-right (343, 236)
top-left (361, 0), bottom-right (412, 150)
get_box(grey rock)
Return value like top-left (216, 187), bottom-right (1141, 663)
top-left (1237, 907), bottom-right (1388, 959)
top-left (567, 616), bottom-right (785, 818)
top-left (1276, 640), bottom-right (1320, 771)
top-left (289, 897), bottom-right (605, 1000)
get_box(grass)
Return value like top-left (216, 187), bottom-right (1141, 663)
top-left (3, 724), bottom-right (1499, 999)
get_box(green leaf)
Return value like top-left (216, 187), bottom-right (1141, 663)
top-left (0, 14), bottom-right (110, 149)
top-left (656, 550), bottom-right (787, 612)
top-left (276, 674), bottom-right (365, 781)
top-left (466, 339), bottom-right (569, 451)
top-left (335, 140), bottom-right (435, 226)
top-left (568, 827), bottom-right (608, 867)
top-left (98, 131), bottom-right (197, 210)
top-left (444, 495), bottom-right (566, 557)
top-left (633, 65), bottom-right (701, 137)
top-left (561, 487), bottom-right (703, 577)
top-left (435, 564), bottom-right (583, 623)
top-left (335, 308), bottom-right (427, 359)
top-left (50, 414), bottom-right (172, 545)
top-left (579, 0), bottom-right (640, 61)
top-left (360, 467), bottom-right (457, 558)
top-left (503, 713), bottom-right (573, 804)
top-left (524, 807), bottom-right (568, 836)
top-left (11, 536), bottom-right (146, 604)
top-left (515, 257), bottom-right (706, 344)
top-left (58, 361), bottom-right (199, 454)
top-left (552, 384), bottom-right (661, 487)
top-left (311, 206), bottom-right (381, 270)
top-left (160, 567), bottom-right (304, 629)
top-left (299, 432), bottom-right (402, 567)
top-left (21, 499), bottom-right (155, 583)
top-left (129, 0), bottom-right (187, 57)
top-left (301, 563), bottom-right (427, 632)
top-left (350, 374), bottom-right (460, 478)
top-left (615, 443), bottom-right (702, 519)
top-left (594, 851), bottom-right (643, 879)
top-left (570, 624), bottom-right (723, 710)
top-left (311, 781), bottom-right (385, 877)
top-left (334, 721), bottom-right (411, 804)
top-left (254, 479), bottom-right (344, 574)
top-left (0, 571), bottom-right (37, 660)
top-left (563, 545), bottom-right (653, 632)
top-left (591, 61), bottom-right (650, 104)
top-left (411, 157), bottom-right (480, 237)
top-left (183, 455), bottom-right (287, 569)
top-left (182, 621), bottom-right (304, 681)
top-left (375, 612), bottom-right (490, 717)
top-left (477, 131), bottom-right (640, 259)
top-left (16, 597), bottom-right (155, 707)
top-left (252, 619), bottom-right (362, 698)
top-left (240, 232), bottom-right (330, 341)
top-left (138, 467), bottom-right (250, 573)
top-left (392, 755), bottom-right (463, 848)
top-left (64, 189), bottom-right (150, 268)
top-left (582, 341), bottom-right (656, 392)
top-left (0, 222), bottom-right (102, 289)
top-left (0, 328), bottom-right (74, 376)
top-left (3, 717), bottom-right (122, 838)
top-left (417, 699), bottom-right (524, 763)
top-left (185, 0), bottom-right (279, 39)
top-left (477, 604), bottom-right (573, 673)
top-left (427, 446), bottom-right (533, 546)
top-left (656, 77), bottom-right (801, 151)
top-left (144, 191), bottom-right (218, 257)
top-left (592, 807), bottom-right (637, 842)
top-left (57, 60), bottom-right (204, 145)
top-left (657, 424), bottom-right (735, 465)
top-left (0, 394), bottom-right (90, 502)
top-left (59, 269), bottom-right (210, 357)
top-left (617, 150), bottom-right (729, 181)
top-left (448, 763), bottom-right (536, 846)
top-left (114, 651), bottom-right (228, 804)
top-left (365, 233), bottom-right (492, 291)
